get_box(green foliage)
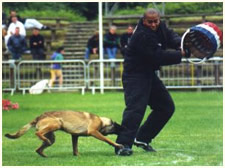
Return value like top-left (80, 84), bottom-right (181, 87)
top-left (3, 2), bottom-right (67, 11)
top-left (165, 2), bottom-right (222, 14)
top-left (3, 2), bottom-right (97, 21)
top-left (3, 2), bottom-right (222, 21)
top-left (114, 2), bottom-right (222, 15)
top-left (2, 91), bottom-right (223, 166)
top-left (113, 6), bottom-right (145, 15)
top-left (20, 10), bottom-right (86, 22)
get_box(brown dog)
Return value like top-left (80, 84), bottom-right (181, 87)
top-left (5, 110), bottom-right (124, 157)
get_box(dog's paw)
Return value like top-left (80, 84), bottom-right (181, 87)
top-left (36, 149), bottom-right (47, 157)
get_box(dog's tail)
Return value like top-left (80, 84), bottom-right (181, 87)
top-left (5, 119), bottom-right (37, 139)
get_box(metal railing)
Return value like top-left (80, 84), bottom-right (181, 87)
top-left (87, 57), bottom-right (223, 93)
top-left (17, 60), bottom-right (86, 94)
top-left (2, 58), bottom-right (223, 95)
top-left (160, 57), bottom-right (223, 89)
top-left (87, 59), bottom-right (124, 94)
top-left (2, 61), bottom-right (17, 95)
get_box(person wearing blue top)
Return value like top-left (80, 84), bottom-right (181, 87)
top-left (49, 47), bottom-right (64, 88)
top-left (7, 27), bottom-right (27, 60)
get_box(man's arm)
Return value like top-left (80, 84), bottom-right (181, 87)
top-left (29, 36), bottom-right (35, 48)
top-left (18, 22), bottom-right (26, 36)
top-left (7, 24), bottom-right (14, 35)
top-left (166, 27), bottom-right (181, 50)
top-left (120, 34), bottom-right (126, 48)
top-left (139, 33), bottom-right (182, 67)
top-left (21, 36), bottom-right (27, 52)
top-left (7, 37), bottom-right (14, 52)
top-left (87, 36), bottom-right (93, 48)
top-left (39, 35), bottom-right (45, 48)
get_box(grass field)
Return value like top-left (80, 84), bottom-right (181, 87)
top-left (2, 91), bottom-right (223, 166)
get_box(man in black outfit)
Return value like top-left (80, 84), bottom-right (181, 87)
top-left (115, 8), bottom-right (188, 156)
top-left (120, 25), bottom-right (134, 57)
top-left (29, 28), bottom-right (45, 60)
top-left (84, 31), bottom-right (99, 60)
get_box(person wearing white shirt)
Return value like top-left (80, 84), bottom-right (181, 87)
top-left (5, 16), bottom-right (26, 51)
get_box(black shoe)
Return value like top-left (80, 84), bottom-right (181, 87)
top-left (115, 144), bottom-right (133, 156)
top-left (41, 26), bottom-right (51, 30)
top-left (134, 139), bottom-right (156, 152)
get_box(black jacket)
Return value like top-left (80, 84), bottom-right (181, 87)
top-left (124, 18), bottom-right (182, 74)
top-left (29, 34), bottom-right (45, 49)
top-left (87, 35), bottom-right (99, 49)
top-left (120, 32), bottom-right (133, 56)
top-left (104, 32), bottom-right (120, 48)
top-left (120, 32), bottom-right (132, 48)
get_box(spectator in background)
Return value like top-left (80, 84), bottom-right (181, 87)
top-left (4, 16), bottom-right (26, 52)
top-left (104, 25), bottom-right (120, 59)
top-left (120, 25), bottom-right (134, 57)
top-left (2, 12), bottom-right (7, 38)
top-left (7, 10), bottom-right (50, 30)
top-left (2, 12), bottom-right (7, 28)
top-left (49, 47), bottom-right (64, 88)
top-left (84, 31), bottom-right (99, 61)
top-left (7, 27), bottom-right (27, 60)
top-left (30, 28), bottom-right (45, 60)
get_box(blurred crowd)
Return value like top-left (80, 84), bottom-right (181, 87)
top-left (2, 10), bottom-right (50, 60)
top-left (84, 25), bottom-right (134, 61)
top-left (3, 10), bottom-right (134, 61)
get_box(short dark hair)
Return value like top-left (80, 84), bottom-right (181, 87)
top-left (56, 47), bottom-right (64, 53)
top-left (143, 8), bottom-right (160, 19)
top-left (10, 10), bottom-right (16, 14)
top-left (33, 28), bottom-right (40, 31)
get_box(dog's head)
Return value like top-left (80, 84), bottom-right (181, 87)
top-left (99, 117), bottom-right (126, 136)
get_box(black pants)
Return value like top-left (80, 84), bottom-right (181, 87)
top-left (31, 48), bottom-right (45, 60)
top-left (116, 71), bottom-right (175, 147)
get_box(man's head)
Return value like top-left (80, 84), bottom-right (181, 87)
top-left (15, 27), bottom-right (20, 36)
top-left (57, 46), bottom-right (65, 54)
top-left (109, 25), bottom-right (117, 34)
top-left (32, 28), bottom-right (40, 36)
top-left (10, 10), bottom-right (17, 17)
top-left (127, 25), bottom-right (134, 34)
top-left (11, 16), bottom-right (18, 23)
top-left (143, 8), bottom-right (160, 31)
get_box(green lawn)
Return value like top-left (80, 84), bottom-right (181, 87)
top-left (2, 91), bottom-right (223, 166)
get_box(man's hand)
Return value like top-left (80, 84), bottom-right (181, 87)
top-left (181, 48), bottom-right (191, 58)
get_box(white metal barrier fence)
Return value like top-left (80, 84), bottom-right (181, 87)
top-left (87, 59), bottom-right (124, 94)
top-left (87, 57), bottom-right (223, 93)
top-left (160, 57), bottom-right (223, 89)
top-left (2, 61), bottom-right (17, 95)
top-left (17, 60), bottom-right (86, 94)
top-left (2, 58), bottom-right (223, 95)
